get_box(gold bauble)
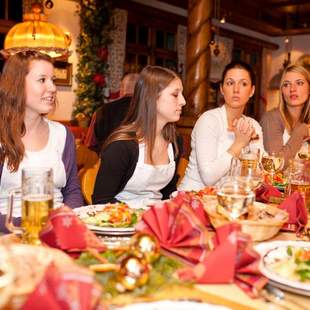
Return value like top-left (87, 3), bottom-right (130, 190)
top-left (131, 233), bottom-right (160, 264)
top-left (117, 254), bottom-right (149, 291)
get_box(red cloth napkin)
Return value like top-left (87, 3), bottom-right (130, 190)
top-left (136, 198), bottom-right (211, 264)
top-left (255, 183), bottom-right (282, 203)
top-left (40, 206), bottom-right (105, 255)
top-left (171, 191), bottom-right (211, 228)
top-left (178, 223), bottom-right (268, 298)
top-left (278, 192), bottom-right (308, 232)
top-left (22, 263), bottom-right (105, 310)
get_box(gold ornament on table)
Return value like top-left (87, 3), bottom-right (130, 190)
top-left (130, 233), bottom-right (160, 264)
top-left (116, 254), bottom-right (150, 291)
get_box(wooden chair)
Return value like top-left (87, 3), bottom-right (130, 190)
top-left (79, 159), bottom-right (101, 205)
top-left (76, 143), bottom-right (98, 171)
top-left (177, 157), bottom-right (189, 186)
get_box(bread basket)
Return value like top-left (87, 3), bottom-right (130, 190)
top-left (204, 201), bottom-right (289, 241)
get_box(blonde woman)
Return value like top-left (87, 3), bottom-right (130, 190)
top-left (260, 65), bottom-right (310, 165)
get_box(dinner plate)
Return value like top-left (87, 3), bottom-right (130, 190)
top-left (114, 300), bottom-right (231, 310)
top-left (255, 241), bottom-right (310, 296)
top-left (74, 204), bottom-right (136, 236)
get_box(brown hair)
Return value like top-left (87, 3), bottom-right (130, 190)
top-left (104, 65), bottom-right (180, 163)
top-left (0, 51), bottom-right (53, 171)
top-left (221, 60), bottom-right (256, 86)
top-left (279, 64), bottom-right (310, 132)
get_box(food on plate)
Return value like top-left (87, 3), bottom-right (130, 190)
top-left (264, 246), bottom-right (310, 282)
top-left (80, 203), bottom-right (142, 228)
top-left (264, 172), bottom-right (288, 189)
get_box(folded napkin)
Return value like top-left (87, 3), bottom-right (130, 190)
top-left (136, 198), bottom-right (212, 264)
top-left (40, 206), bottom-right (105, 255)
top-left (178, 223), bottom-right (268, 298)
top-left (278, 192), bottom-right (308, 232)
top-left (255, 183), bottom-right (282, 203)
top-left (171, 191), bottom-right (211, 228)
top-left (22, 263), bottom-right (105, 310)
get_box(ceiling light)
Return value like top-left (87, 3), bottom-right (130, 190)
top-left (2, 2), bottom-right (70, 58)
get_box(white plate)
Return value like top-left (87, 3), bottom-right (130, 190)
top-left (74, 204), bottom-right (136, 236)
top-left (114, 300), bottom-right (231, 310)
top-left (255, 241), bottom-right (310, 296)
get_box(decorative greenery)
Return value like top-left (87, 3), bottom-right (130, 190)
top-left (77, 250), bottom-right (188, 300)
top-left (73, 0), bottom-right (113, 120)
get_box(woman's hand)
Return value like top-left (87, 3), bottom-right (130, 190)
top-left (228, 118), bottom-right (255, 157)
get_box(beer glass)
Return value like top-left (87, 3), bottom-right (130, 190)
top-left (6, 167), bottom-right (54, 245)
top-left (287, 159), bottom-right (310, 211)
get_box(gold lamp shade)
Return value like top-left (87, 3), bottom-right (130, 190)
top-left (3, 3), bottom-right (71, 58)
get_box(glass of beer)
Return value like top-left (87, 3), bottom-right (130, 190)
top-left (287, 159), bottom-right (310, 211)
top-left (6, 167), bottom-right (54, 245)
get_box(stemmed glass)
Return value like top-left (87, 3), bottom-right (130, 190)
top-left (297, 141), bottom-right (310, 160)
top-left (216, 176), bottom-right (255, 221)
top-left (261, 151), bottom-right (284, 185)
top-left (229, 149), bottom-right (264, 190)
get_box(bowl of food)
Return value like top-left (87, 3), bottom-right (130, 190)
top-left (204, 201), bottom-right (289, 241)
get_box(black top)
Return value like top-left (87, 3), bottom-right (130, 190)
top-left (93, 96), bottom-right (132, 152)
top-left (92, 138), bottom-right (183, 204)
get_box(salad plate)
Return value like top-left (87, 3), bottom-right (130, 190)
top-left (74, 203), bottom-right (142, 235)
top-left (255, 241), bottom-right (310, 296)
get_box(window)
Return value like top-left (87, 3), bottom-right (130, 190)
top-left (0, 0), bottom-right (23, 72)
top-left (124, 12), bottom-right (178, 74)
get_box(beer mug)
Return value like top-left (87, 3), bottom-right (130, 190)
top-left (6, 167), bottom-right (54, 245)
top-left (287, 159), bottom-right (310, 211)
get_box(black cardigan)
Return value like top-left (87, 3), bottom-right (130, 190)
top-left (92, 137), bottom-right (182, 204)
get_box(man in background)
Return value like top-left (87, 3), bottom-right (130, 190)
top-left (85, 73), bottom-right (139, 153)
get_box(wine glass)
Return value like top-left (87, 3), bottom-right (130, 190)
top-left (261, 152), bottom-right (284, 184)
top-left (216, 176), bottom-right (255, 221)
top-left (297, 141), bottom-right (310, 160)
top-left (229, 150), bottom-right (263, 190)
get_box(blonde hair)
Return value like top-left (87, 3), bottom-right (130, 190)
top-left (279, 64), bottom-right (310, 132)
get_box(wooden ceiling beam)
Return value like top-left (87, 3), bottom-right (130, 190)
top-left (263, 0), bottom-right (310, 8)
top-left (217, 27), bottom-right (279, 50)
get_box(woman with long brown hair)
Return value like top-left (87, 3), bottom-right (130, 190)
top-left (260, 64), bottom-right (310, 165)
top-left (92, 65), bottom-right (185, 207)
top-left (0, 51), bottom-right (82, 231)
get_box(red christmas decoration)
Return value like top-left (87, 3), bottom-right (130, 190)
top-left (92, 73), bottom-right (105, 87)
top-left (97, 47), bottom-right (108, 61)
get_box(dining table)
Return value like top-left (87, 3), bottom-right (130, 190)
top-left (0, 205), bottom-right (309, 310)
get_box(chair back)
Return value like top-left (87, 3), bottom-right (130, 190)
top-left (177, 157), bottom-right (189, 186)
top-left (79, 159), bottom-right (100, 205)
top-left (76, 143), bottom-right (99, 171)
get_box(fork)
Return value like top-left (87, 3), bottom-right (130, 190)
top-left (261, 284), bottom-right (308, 310)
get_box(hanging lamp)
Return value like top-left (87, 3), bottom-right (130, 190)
top-left (2, 2), bottom-right (71, 58)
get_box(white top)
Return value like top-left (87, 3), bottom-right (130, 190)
top-left (0, 119), bottom-right (67, 216)
top-left (178, 105), bottom-right (265, 190)
top-left (115, 143), bottom-right (175, 209)
top-left (283, 129), bottom-right (290, 144)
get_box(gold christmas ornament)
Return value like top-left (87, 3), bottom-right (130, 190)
top-left (117, 254), bottom-right (149, 291)
top-left (131, 233), bottom-right (160, 264)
